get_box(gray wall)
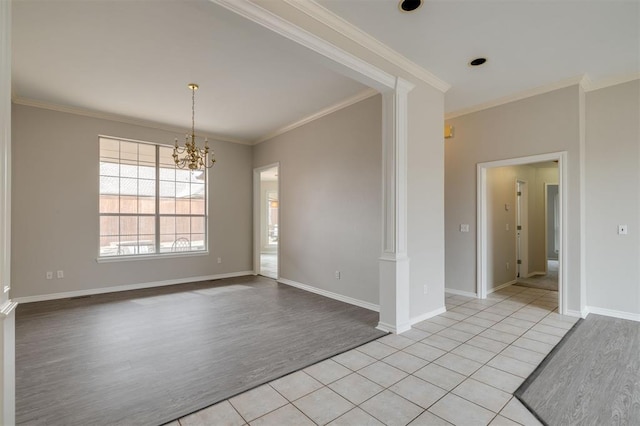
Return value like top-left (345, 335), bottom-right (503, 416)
top-left (253, 95), bottom-right (382, 306)
top-left (445, 85), bottom-right (582, 311)
top-left (446, 80), bottom-right (640, 317)
top-left (585, 80), bottom-right (640, 315)
top-left (11, 104), bottom-right (253, 299)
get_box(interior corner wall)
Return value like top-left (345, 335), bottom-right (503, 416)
top-left (252, 95), bottom-right (382, 306)
top-left (10, 104), bottom-right (253, 299)
top-left (585, 79), bottom-right (640, 316)
top-left (407, 84), bottom-right (446, 319)
top-left (445, 85), bottom-right (582, 311)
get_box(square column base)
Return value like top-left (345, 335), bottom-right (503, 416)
top-left (377, 255), bottom-right (411, 334)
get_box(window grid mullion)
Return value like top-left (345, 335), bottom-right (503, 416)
top-left (155, 144), bottom-right (160, 255)
top-left (118, 140), bottom-right (122, 248)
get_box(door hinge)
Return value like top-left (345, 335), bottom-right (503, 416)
top-left (517, 225), bottom-right (522, 230)
top-left (517, 191), bottom-right (522, 196)
top-left (517, 259), bottom-right (522, 264)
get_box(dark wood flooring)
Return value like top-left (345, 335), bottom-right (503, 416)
top-left (516, 314), bottom-right (640, 425)
top-left (16, 276), bottom-right (385, 425)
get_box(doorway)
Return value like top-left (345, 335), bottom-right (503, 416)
top-left (254, 164), bottom-right (279, 279)
top-left (477, 152), bottom-right (567, 314)
top-left (509, 182), bottom-right (561, 291)
top-left (514, 175), bottom-right (559, 292)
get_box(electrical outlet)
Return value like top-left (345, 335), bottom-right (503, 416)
top-left (57, 270), bottom-right (64, 279)
top-left (423, 284), bottom-right (428, 294)
top-left (460, 224), bottom-right (470, 232)
top-left (46, 271), bottom-right (53, 280)
top-left (505, 223), bottom-right (510, 231)
top-left (335, 271), bottom-right (341, 280)
top-left (506, 262), bottom-right (510, 270)
top-left (217, 257), bottom-right (222, 264)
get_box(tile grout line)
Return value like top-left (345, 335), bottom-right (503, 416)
top-left (179, 285), bottom-right (568, 425)
top-left (227, 399), bottom-right (250, 425)
top-left (264, 382), bottom-right (319, 426)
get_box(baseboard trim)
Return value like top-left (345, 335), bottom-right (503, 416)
top-left (13, 271), bottom-right (254, 304)
top-left (278, 278), bottom-right (379, 312)
top-left (585, 306), bottom-right (640, 322)
top-left (376, 321), bottom-right (410, 334)
top-left (526, 271), bottom-right (546, 278)
top-left (565, 309), bottom-right (587, 319)
top-left (410, 306), bottom-right (447, 325)
top-left (489, 279), bottom-right (517, 294)
top-left (445, 288), bottom-right (478, 298)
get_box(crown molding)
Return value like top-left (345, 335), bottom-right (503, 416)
top-left (11, 96), bottom-right (252, 145)
top-left (211, 0), bottom-right (395, 91)
top-left (581, 72), bottom-right (640, 92)
top-left (282, 0), bottom-right (450, 93)
top-left (254, 87), bottom-right (378, 145)
top-left (14, 90), bottom-right (384, 147)
top-left (445, 75), bottom-right (587, 120)
top-left (445, 73), bottom-right (640, 120)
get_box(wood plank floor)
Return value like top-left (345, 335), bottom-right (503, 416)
top-left (16, 276), bottom-right (385, 426)
top-left (516, 314), bottom-right (640, 425)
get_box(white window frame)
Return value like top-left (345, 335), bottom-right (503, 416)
top-left (97, 135), bottom-right (208, 262)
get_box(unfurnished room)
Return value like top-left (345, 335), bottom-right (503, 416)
top-left (0, 0), bottom-right (638, 425)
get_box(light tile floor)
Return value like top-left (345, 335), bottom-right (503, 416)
top-left (172, 285), bottom-right (578, 426)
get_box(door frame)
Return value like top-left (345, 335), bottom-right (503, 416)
top-left (253, 162), bottom-right (280, 278)
top-left (477, 152), bottom-right (567, 314)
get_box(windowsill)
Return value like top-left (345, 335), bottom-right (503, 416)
top-left (96, 251), bottom-right (209, 263)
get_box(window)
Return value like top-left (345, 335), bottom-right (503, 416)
top-left (99, 136), bottom-right (207, 258)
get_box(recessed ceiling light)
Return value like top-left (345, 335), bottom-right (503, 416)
top-left (399, 0), bottom-right (422, 13)
top-left (469, 57), bottom-right (487, 67)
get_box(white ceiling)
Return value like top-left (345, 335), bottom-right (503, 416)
top-left (12, 0), bottom-right (640, 143)
top-left (11, 0), bottom-right (368, 143)
top-left (318, 0), bottom-right (640, 113)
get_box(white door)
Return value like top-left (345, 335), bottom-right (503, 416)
top-left (516, 180), bottom-right (528, 278)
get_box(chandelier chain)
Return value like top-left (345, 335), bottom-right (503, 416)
top-left (191, 86), bottom-right (195, 138)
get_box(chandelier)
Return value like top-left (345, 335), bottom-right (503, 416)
top-left (173, 83), bottom-right (216, 170)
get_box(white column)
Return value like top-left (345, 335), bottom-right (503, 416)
top-left (378, 78), bottom-right (414, 334)
top-left (0, 0), bottom-right (16, 423)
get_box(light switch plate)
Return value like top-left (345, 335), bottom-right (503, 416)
top-left (460, 224), bottom-right (470, 232)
